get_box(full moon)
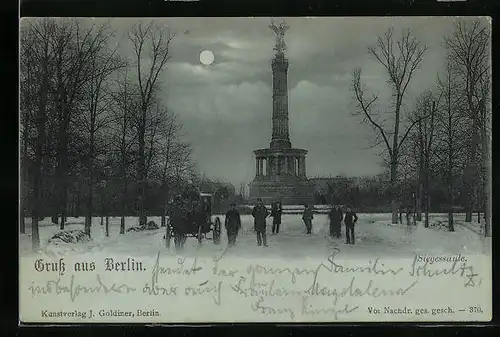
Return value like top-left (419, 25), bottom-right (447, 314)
top-left (199, 50), bottom-right (215, 65)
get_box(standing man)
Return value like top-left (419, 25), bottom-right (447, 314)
top-left (302, 204), bottom-right (314, 235)
top-left (328, 205), bottom-right (343, 239)
top-left (271, 200), bottom-right (283, 235)
top-left (252, 198), bottom-right (269, 247)
top-left (344, 206), bottom-right (358, 245)
top-left (405, 208), bottom-right (411, 227)
top-left (225, 203), bottom-right (241, 247)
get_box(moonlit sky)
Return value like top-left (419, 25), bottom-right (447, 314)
top-left (66, 17), bottom-right (490, 188)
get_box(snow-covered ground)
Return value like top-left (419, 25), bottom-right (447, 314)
top-left (19, 212), bottom-right (492, 323)
top-left (19, 212), bottom-right (490, 258)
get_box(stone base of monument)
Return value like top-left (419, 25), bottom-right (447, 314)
top-left (248, 179), bottom-right (315, 205)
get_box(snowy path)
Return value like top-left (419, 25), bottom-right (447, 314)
top-left (20, 213), bottom-right (490, 259)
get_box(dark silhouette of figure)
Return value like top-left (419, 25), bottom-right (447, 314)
top-left (344, 206), bottom-right (358, 245)
top-left (252, 198), bottom-right (269, 247)
top-left (302, 204), bottom-right (314, 234)
top-left (328, 205), bottom-right (343, 238)
top-left (271, 201), bottom-right (282, 234)
top-left (225, 203), bottom-right (241, 246)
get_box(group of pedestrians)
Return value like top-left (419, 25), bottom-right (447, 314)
top-left (327, 205), bottom-right (358, 244)
top-left (246, 199), bottom-right (359, 247)
top-left (170, 195), bottom-right (360, 251)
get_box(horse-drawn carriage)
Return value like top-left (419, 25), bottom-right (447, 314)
top-left (164, 192), bottom-right (221, 247)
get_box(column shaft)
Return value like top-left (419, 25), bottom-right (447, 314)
top-left (300, 157), bottom-right (306, 176)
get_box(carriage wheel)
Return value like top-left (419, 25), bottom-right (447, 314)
top-left (165, 219), bottom-right (172, 248)
top-left (213, 217), bottom-right (221, 245)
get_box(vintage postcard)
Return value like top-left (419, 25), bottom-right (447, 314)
top-left (19, 16), bottom-right (492, 323)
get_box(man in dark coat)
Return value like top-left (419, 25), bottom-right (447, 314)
top-left (170, 196), bottom-right (189, 252)
top-left (344, 206), bottom-right (358, 245)
top-left (328, 205), bottom-right (343, 239)
top-left (271, 201), bottom-right (283, 234)
top-left (302, 204), bottom-right (314, 234)
top-left (405, 208), bottom-right (412, 227)
top-left (252, 198), bottom-right (269, 247)
top-left (225, 203), bottom-right (241, 246)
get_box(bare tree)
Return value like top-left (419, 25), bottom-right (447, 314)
top-left (80, 24), bottom-right (125, 236)
top-left (156, 110), bottom-right (183, 227)
top-left (21, 19), bottom-right (55, 249)
top-left (434, 59), bottom-right (468, 232)
top-left (409, 91), bottom-right (440, 228)
top-left (128, 21), bottom-right (175, 226)
top-left (444, 19), bottom-right (490, 223)
top-left (110, 67), bottom-right (138, 234)
top-left (49, 19), bottom-right (114, 230)
top-left (477, 66), bottom-right (491, 236)
top-left (19, 25), bottom-right (39, 234)
top-left (352, 28), bottom-right (427, 224)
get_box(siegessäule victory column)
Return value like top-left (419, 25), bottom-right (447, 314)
top-left (249, 20), bottom-right (314, 205)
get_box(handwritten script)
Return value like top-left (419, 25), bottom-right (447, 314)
top-left (21, 248), bottom-right (486, 322)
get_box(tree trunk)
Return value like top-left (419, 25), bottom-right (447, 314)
top-left (416, 120), bottom-right (424, 222)
top-left (424, 194), bottom-right (430, 228)
top-left (416, 184), bottom-right (423, 222)
top-left (120, 180), bottom-right (127, 234)
top-left (390, 160), bottom-right (398, 224)
top-left (85, 184), bottom-right (93, 236)
top-left (105, 216), bottom-right (109, 237)
top-left (55, 110), bottom-right (70, 231)
top-left (85, 166), bottom-right (93, 235)
top-left (465, 211), bottom-right (472, 222)
top-left (161, 195), bottom-right (167, 227)
top-left (446, 80), bottom-right (455, 232)
top-left (20, 113), bottom-right (31, 234)
top-left (33, 122), bottom-right (45, 248)
top-left (465, 117), bottom-right (479, 222)
top-left (31, 44), bottom-right (50, 250)
top-left (120, 216), bottom-right (125, 234)
top-left (138, 114), bottom-right (147, 226)
top-left (85, 118), bottom-right (96, 235)
top-left (447, 177), bottom-right (455, 232)
top-left (423, 156), bottom-right (430, 228)
top-left (120, 117), bottom-right (128, 234)
top-left (481, 108), bottom-right (491, 237)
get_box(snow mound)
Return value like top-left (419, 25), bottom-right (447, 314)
top-left (42, 229), bottom-right (100, 257)
top-left (126, 220), bottom-right (159, 232)
top-left (48, 229), bottom-right (91, 244)
top-left (428, 220), bottom-right (448, 231)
